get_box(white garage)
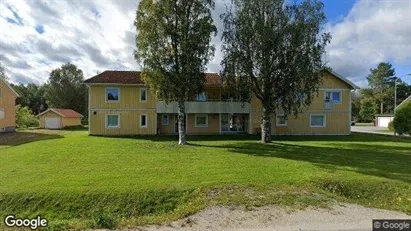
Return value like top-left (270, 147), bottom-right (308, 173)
top-left (375, 114), bottom-right (394, 128)
top-left (45, 117), bottom-right (61, 129)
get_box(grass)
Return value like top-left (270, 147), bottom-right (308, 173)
top-left (0, 130), bottom-right (410, 229)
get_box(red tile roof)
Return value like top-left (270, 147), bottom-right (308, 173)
top-left (37, 109), bottom-right (83, 118)
top-left (84, 71), bottom-right (222, 86)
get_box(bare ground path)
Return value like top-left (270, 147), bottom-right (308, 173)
top-left (135, 203), bottom-right (411, 231)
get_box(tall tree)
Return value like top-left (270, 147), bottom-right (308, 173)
top-left (366, 62), bottom-right (396, 113)
top-left (0, 62), bottom-right (9, 82)
top-left (135, 0), bottom-right (217, 144)
top-left (221, 0), bottom-right (330, 143)
top-left (45, 63), bottom-right (88, 116)
top-left (12, 83), bottom-right (48, 115)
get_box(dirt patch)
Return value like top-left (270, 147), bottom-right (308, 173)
top-left (136, 203), bottom-right (410, 231)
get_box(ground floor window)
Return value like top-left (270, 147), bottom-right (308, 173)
top-left (0, 108), bottom-right (4, 119)
top-left (140, 114), bottom-right (147, 128)
top-left (106, 114), bottom-right (120, 128)
top-left (276, 115), bottom-right (287, 126)
top-left (195, 114), bottom-right (208, 127)
top-left (162, 114), bottom-right (169, 125)
top-left (310, 114), bottom-right (326, 127)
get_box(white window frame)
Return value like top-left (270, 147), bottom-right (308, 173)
top-left (106, 114), bottom-right (120, 129)
top-left (162, 114), bottom-right (169, 125)
top-left (324, 90), bottom-right (342, 104)
top-left (140, 114), bottom-right (147, 128)
top-left (276, 114), bottom-right (287, 127)
top-left (310, 114), bottom-right (326, 128)
top-left (105, 87), bottom-right (120, 102)
top-left (195, 114), bottom-right (208, 128)
top-left (0, 108), bottom-right (4, 120)
top-left (140, 88), bottom-right (147, 103)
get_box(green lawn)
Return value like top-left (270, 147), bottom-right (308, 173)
top-left (0, 130), bottom-right (410, 229)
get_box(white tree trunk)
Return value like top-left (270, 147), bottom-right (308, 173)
top-left (261, 105), bottom-right (272, 143)
top-left (178, 101), bottom-right (187, 145)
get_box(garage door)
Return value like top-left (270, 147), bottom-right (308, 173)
top-left (45, 117), bottom-right (61, 129)
top-left (377, 117), bottom-right (392, 128)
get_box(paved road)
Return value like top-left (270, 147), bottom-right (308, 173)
top-left (138, 203), bottom-right (411, 231)
top-left (351, 126), bottom-right (395, 136)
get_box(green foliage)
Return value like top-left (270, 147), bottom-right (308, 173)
top-left (388, 121), bottom-right (394, 132)
top-left (393, 101), bottom-right (411, 135)
top-left (15, 105), bottom-right (39, 128)
top-left (63, 125), bottom-right (87, 131)
top-left (220, 0), bottom-right (330, 142)
top-left (12, 83), bottom-right (48, 115)
top-left (135, 0), bottom-right (217, 144)
top-left (45, 63), bottom-right (88, 116)
top-left (0, 62), bottom-right (9, 81)
top-left (359, 97), bottom-right (378, 122)
top-left (90, 212), bottom-right (116, 229)
top-left (366, 62), bottom-right (396, 113)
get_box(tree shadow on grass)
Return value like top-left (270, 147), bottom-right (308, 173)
top-left (0, 132), bottom-right (63, 149)
top-left (191, 140), bottom-right (411, 184)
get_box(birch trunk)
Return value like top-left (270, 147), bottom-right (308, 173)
top-left (178, 101), bottom-right (187, 145)
top-left (261, 105), bottom-right (272, 143)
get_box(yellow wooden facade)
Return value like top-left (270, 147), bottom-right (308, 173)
top-left (0, 79), bottom-right (19, 132)
top-left (87, 71), bottom-right (355, 136)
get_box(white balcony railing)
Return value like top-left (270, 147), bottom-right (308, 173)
top-left (156, 101), bottom-right (251, 114)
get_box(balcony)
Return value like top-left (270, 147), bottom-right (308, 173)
top-left (156, 101), bottom-right (251, 114)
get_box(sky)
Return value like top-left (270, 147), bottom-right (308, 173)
top-left (0, 0), bottom-right (410, 87)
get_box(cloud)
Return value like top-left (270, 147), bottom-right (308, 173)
top-left (325, 0), bottom-right (411, 87)
top-left (1, 0), bottom-right (410, 88)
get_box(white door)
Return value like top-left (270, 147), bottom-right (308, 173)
top-left (378, 117), bottom-right (392, 128)
top-left (45, 117), bottom-right (61, 129)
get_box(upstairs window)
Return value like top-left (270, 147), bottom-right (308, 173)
top-left (106, 88), bottom-right (119, 102)
top-left (140, 88), bottom-right (147, 102)
top-left (196, 92), bottom-right (207, 102)
top-left (325, 91), bottom-right (341, 103)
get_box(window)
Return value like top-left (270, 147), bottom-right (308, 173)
top-left (106, 88), bottom-right (119, 102)
top-left (310, 114), bottom-right (326, 127)
top-left (195, 114), bottom-right (208, 127)
top-left (162, 114), bottom-right (169, 125)
top-left (276, 115), bottom-right (287, 126)
top-left (196, 92), bottom-right (207, 102)
top-left (140, 88), bottom-right (147, 102)
top-left (0, 109), bottom-right (4, 120)
top-left (106, 114), bottom-right (120, 128)
top-left (140, 114), bottom-right (147, 128)
top-left (0, 88), bottom-right (2, 98)
top-left (325, 90), bottom-right (341, 103)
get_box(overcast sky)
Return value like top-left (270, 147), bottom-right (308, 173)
top-left (1, 0), bottom-right (410, 87)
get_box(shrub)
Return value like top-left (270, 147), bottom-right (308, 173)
top-left (393, 101), bottom-right (411, 135)
top-left (63, 125), bottom-right (87, 131)
top-left (388, 121), bottom-right (394, 132)
top-left (15, 105), bottom-right (39, 128)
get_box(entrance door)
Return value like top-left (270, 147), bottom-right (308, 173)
top-left (221, 114), bottom-right (246, 133)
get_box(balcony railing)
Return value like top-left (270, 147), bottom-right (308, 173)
top-left (156, 101), bottom-right (251, 114)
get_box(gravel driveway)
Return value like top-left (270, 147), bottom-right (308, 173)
top-left (137, 203), bottom-right (410, 231)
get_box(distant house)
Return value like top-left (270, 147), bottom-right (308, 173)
top-left (37, 109), bottom-right (83, 129)
top-left (375, 95), bottom-right (411, 128)
top-left (84, 70), bottom-right (359, 136)
top-left (0, 78), bottom-right (19, 132)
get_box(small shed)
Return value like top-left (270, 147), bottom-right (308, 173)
top-left (37, 109), bottom-right (83, 129)
top-left (375, 114), bottom-right (394, 128)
